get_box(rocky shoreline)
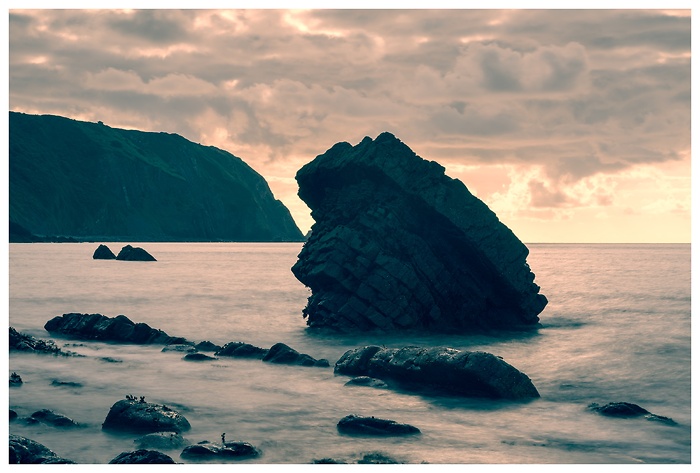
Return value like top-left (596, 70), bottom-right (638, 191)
top-left (9, 316), bottom-right (679, 464)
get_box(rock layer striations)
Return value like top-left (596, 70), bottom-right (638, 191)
top-left (292, 132), bottom-right (547, 332)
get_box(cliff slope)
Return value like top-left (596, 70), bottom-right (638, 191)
top-left (9, 112), bottom-right (303, 242)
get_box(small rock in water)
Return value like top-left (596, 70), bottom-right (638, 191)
top-left (588, 402), bottom-right (677, 425)
top-left (109, 449), bottom-right (176, 464)
top-left (357, 452), bottom-right (402, 464)
top-left (135, 431), bottom-right (189, 450)
top-left (162, 344), bottom-right (197, 353)
top-left (92, 244), bottom-right (116, 260)
top-left (216, 341), bottom-right (269, 359)
top-left (183, 352), bottom-right (217, 362)
top-left (344, 376), bottom-right (388, 389)
top-left (262, 342), bottom-right (330, 367)
top-left (30, 409), bottom-right (81, 428)
top-left (116, 244), bottom-right (157, 261)
top-left (10, 372), bottom-right (23, 386)
top-left (337, 414), bottom-right (421, 436)
top-left (180, 440), bottom-right (261, 460)
top-left (102, 398), bottom-right (191, 434)
top-left (195, 340), bottom-right (221, 352)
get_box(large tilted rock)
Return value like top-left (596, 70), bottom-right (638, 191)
top-left (44, 313), bottom-right (187, 345)
top-left (334, 345), bottom-right (539, 400)
top-left (292, 132), bottom-right (547, 332)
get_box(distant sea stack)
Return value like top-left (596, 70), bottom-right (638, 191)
top-left (9, 112), bottom-right (303, 242)
top-left (292, 132), bottom-right (547, 332)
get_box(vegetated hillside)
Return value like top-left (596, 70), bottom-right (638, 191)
top-left (9, 112), bottom-right (304, 242)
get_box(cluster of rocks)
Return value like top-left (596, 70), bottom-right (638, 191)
top-left (292, 132), bottom-right (547, 332)
top-left (93, 244), bottom-right (156, 261)
top-left (9, 327), bottom-right (78, 356)
top-left (44, 313), bottom-right (187, 345)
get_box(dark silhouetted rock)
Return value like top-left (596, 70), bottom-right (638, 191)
top-left (588, 402), bottom-right (677, 425)
top-left (135, 432), bottom-right (189, 450)
top-left (93, 244), bottom-right (116, 259)
top-left (162, 344), bottom-right (196, 353)
top-left (262, 342), bottom-right (330, 367)
top-left (180, 441), bottom-right (261, 460)
top-left (10, 409), bottom-right (18, 421)
top-left (9, 435), bottom-right (75, 464)
top-left (183, 353), bottom-right (217, 362)
top-left (9, 327), bottom-right (77, 356)
top-left (216, 341), bottom-right (269, 359)
top-left (357, 452), bottom-right (402, 464)
top-left (10, 111), bottom-right (304, 243)
top-left (337, 414), bottom-right (420, 436)
top-left (116, 245), bottom-right (156, 261)
top-left (10, 372), bottom-right (23, 386)
top-left (195, 340), bottom-right (221, 352)
top-left (292, 132), bottom-right (547, 332)
top-left (44, 313), bottom-right (188, 345)
top-left (345, 376), bottom-right (388, 389)
top-left (312, 457), bottom-right (347, 464)
top-left (109, 449), bottom-right (176, 464)
top-left (30, 409), bottom-right (81, 428)
top-left (51, 379), bottom-right (83, 388)
top-left (335, 345), bottom-right (539, 400)
top-left (102, 398), bottom-right (191, 434)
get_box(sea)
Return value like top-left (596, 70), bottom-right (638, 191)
top-left (6, 242), bottom-right (692, 465)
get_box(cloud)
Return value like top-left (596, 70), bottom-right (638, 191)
top-left (7, 9), bottom-right (691, 240)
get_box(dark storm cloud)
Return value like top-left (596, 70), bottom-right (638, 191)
top-left (104, 10), bottom-right (194, 44)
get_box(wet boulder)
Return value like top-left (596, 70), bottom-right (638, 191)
top-left (92, 244), bottom-right (116, 259)
top-left (135, 432), bottom-right (189, 450)
top-left (109, 449), bottom-right (176, 464)
top-left (262, 342), bottom-right (330, 367)
top-left (180, 440), bottom-right (261, 460)
top-left (44, 313), bottom-right (188, 345)
top-left (292, 132), bottom-right (547, 332)
top-left (102, 398), bottom-right (191, 434)
top-left (588, 402), bottom-right (677, 425)
top-left (183, 353), bottom-right (217, 362)
top-left (335, 345), bottom-right (539, 400)
top-left (10, 372), bottom-right (23, 386)
top-left (116, 244), bottom-right (156, 261)
top-left (9, 435), bottom-right (75, 464)
top-left (344, 376), bottom-right (388, 389)
top-left (337, 414), bottom-right (420, 436)
top-left (30, 409), bottom-right (81, 428)
top-left (216, 341), bottom-right (269, 359)
top-left (195, 340), bottom-right (221, 352)
top-left (9, 327), bottom-right (76, 356)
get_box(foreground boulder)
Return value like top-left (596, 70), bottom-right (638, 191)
top-left (588, 402), bottom-right (677, 425)
top-left (102, 398), bottom-right (191, 434)
top-left (9, 435), bottom-right (74, 464)
top-left (262, 342), bottom-right (330, 367)
top-left (180, 440), bottom-right (261, 460)
top-left (337, 415), bottom-right (420, 436)
top-left (116, 245), bottom-right (157, 261)
top-left (292, 132), bottom-right (547, 332)
top-left (109, 449), bottom-right (176, 464)
top-left (93, 244), bottom-right (116, 259)
top-left (44, 313), bottom-right (187, 345)
top-left (335, 345), bottom-right (539, 400)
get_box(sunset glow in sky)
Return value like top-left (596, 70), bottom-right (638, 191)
top-left (7, 5), bottom-right (692, 242)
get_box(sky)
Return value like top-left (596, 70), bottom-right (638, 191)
top-left (5, 3), bottom-right (693, 243)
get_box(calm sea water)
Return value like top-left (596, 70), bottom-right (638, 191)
top-left (6, 243), bottom-right (691, 464)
